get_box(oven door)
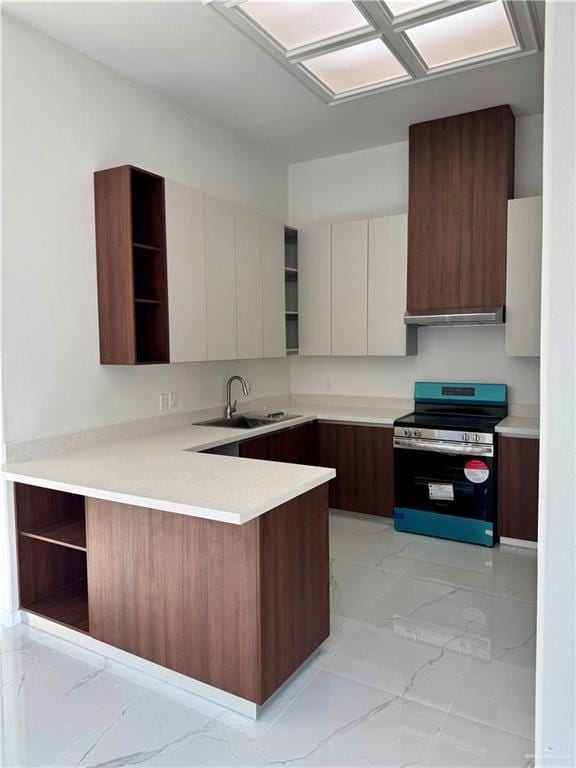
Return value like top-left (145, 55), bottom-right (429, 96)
top-left (394, 438), bottom-right (494, 523)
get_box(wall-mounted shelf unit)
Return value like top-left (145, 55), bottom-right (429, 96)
top-left (94, 165), bottom-right (170, 365)
top-left (285, 227), bottom-right (299, 355)
top-left (15, 485), bottom-right (89, 633)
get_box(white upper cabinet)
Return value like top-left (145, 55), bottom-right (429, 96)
top-left (368, 214), bottom-right (416, 356)
top-left (505, 196), bottom-right (542, 357)
top-left (298, 225), bottom-right (332, 356)
top-left (165, 181), bottom-right (206, 363)
top-left (204, 194), bottom-right (237, 361)
top-left (261, 217), bottom-right (286, 358)
top-left (235, 207), bottom-right (263, 360)
top-left (331, 220), bottom-right (368, 356)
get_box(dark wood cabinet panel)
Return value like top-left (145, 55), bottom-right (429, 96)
top-left (94, 165), bottom-right (169, 365)
top-left (497, 437), bottom-right (539, 541)
top-left (86, 498), bottom-right (261, 701)
top-left (86, 485), bottom-right (329, 704)
top-left (355, 425), bottom-right (395, 518)
top-left (259, 484), bottom-right (329, 701)
top-left (239, 422), bottom-right (318, 465)
top-left (318, 423), bottom-right (394, 517)
top-left (318, 423), bottom-right (358, 511)
top-left (407, 106), bottom-right (515, 312)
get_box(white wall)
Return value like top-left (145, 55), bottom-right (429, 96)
top-left (1, 17), bottom-right (290, 444)
top-left (535, 2), bottom-right (575, 764)
top-left (289, 114), bottom-right (543, 405)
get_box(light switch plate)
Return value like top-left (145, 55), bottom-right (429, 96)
top-left (169, 392), bottom-right (178, 409)
top-left (159, 393), bottom-right (169, 411)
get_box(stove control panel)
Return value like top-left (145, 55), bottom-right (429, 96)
top-left (394, 426), bottom-right (494, 445)
top-left (400, 428), bottom-right (422, 438)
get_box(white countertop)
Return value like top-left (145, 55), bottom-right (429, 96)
top-left (292, 404), bottom-right (409, 426)
top-left (2, 402), bottom-right (537, 524)
top-left (495, 416), bottom-right (540, 438)
top-left (2, 416), bottom-right (337, 525)
top-left (1, 405), bottom-right (411, 525)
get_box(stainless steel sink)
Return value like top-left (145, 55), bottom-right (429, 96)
top-left (194, 414), bottom-right (302, 430)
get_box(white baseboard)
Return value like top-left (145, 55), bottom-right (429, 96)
top-left (0, 608), bottom-right (22, 627)
top-left (21, 611), bottom-right (258, 719)
top-left (500, 536), bottom-right (538, 550)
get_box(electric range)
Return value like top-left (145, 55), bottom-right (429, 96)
top-left (393, 382), bottom-right (508, 547)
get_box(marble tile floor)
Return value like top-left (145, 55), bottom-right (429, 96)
top-left (0, 510), bottom-right (536, 768)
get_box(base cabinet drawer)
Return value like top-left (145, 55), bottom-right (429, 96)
top-left (497, 437), bottom-right (539, 541)
top-left (318, 423), bottom-right (394, 517)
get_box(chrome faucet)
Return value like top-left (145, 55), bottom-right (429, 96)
top-left (225, 375), bottom-right (249, 419)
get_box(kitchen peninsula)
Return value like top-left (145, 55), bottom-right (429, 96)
top-left (3, 416), bottom-right (335, 715)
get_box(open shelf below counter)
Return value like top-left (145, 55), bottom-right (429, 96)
top-left (134, 298), bottom-right (164, 305)
top-left (133, 242), bottom-right (162, 252)
top-left (20, 519), bottom-right (87, 551)
top-left (23, 580), bottom-right (89, 633)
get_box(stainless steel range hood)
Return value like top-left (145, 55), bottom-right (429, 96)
top-left (404, 307), bottom-right (504, 326)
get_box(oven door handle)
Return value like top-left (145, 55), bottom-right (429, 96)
top-left (393, 437), bottom-right (494, 457)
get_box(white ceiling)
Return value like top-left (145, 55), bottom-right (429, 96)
top-left (3, 1), bottom-right (544, 163)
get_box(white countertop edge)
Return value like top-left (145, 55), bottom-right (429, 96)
top-left (315, 415), bottom-right (397, 426)
top-left (495, 416), bottom-right (540, 438)
top-left (495, 428), bottom-right (540, 438)
top-left (3, 467), bottom-right (336, 525)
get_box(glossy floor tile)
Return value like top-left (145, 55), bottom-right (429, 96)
top-left (0, 511), bottom-right (536, 767)
top-left (427, 714), bottom-right (535, 767)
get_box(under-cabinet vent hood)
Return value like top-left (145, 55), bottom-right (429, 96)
top-left (404, 307), bottom-right (504, 326)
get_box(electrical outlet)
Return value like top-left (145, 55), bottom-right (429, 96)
top-left (325, 378), bottom-right (333, 390)
top-left (169, 392), bottom-right (178, 409)
top-left (159, 393), bottom-right (169, 411)
top-left (246, 382), bottom-right (253, 395)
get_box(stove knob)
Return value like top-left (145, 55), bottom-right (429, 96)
top-left (414, 429), bottom-right (422, 438)
top-left (403, 428), bottom-right (411, 437)
top-left (472, 434), bottom-right (480, 442)
top-left (462, 432), bottom-right (470, 441)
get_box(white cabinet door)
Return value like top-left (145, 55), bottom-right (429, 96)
top-left (261, 217), bottom-right (286, 358)
top-left (165, 181), bottom-right (206, 362)
top-left (505, 197), bottom-right (542, 357)
top-left (368, 214), bottom-right (415, 356)
top-left (331, 220), bottom-right (368, 356)
top-left (204, 194), bottom-right (237, 360)
top-left (299, 225), bottom-right (331, 356)
top-left (235, 207), bottom-right (263, 359)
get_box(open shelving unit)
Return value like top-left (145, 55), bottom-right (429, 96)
top-left (285, 227), bottom-right (299, 355)
top-left (95, 165), bottom-right (170, 365)
top-left (16, 484), bottom-right (89, 633)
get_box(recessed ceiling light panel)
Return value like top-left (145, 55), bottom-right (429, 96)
top-left (384, 0), bottom-right (444, 17)
top-left (239, 0), bottom-right (371, 51)
top-left (302, 38), bottom-right (408, 95)
top-left (406, 1), bottom-right (518, 69)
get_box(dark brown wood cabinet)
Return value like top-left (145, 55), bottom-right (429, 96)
top-left (497, 436), bottom-right (539, 541)
top-left (15, 480), bottom-right (330, 705)
top-left (407, 106), bottom-right (515, 313)
top-left (94, 165), bottom-right (169, 364)
top-left (239, 422), bottom-right (318, 465)
top-left (86, 485), bottom-right (329, 704)
top-left (318, 423), bottom-right (394, 517)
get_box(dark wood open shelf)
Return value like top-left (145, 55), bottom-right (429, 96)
top-left (135, 298), bottom-right (163, 305)
top-left (20, 519), bottom-right (87, 552)
top-left (24, 580), bottom-right (89, 633)
top-left (133, 242), bottom-right (161, 252)
top-left (95, 165), bottom-right (169, 364)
